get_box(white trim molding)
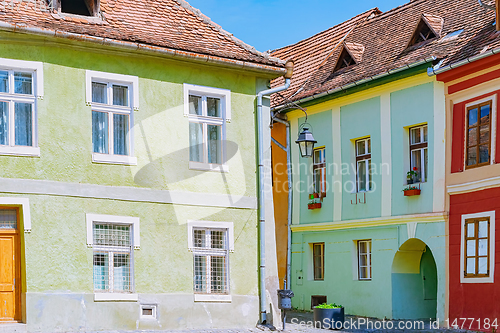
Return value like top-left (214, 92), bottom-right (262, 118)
top-left (0, 177), bottom-right (257, 209)
top-left (85, 70), bottom-right (139, 111)
top-left (460, 210), bottom-right (495, 284)
top-left (94, 293), bottom-right (138, 302)
top-left (447, 176), bottom-right (500, 195)
top-left (0, 197), bottom-right (31, 232)
top-left (194, 294), bottom-right (232, 302)
top-left (0, 146), bottom-right (40, 157)
top-left (187, 220), bottom-right (234, 251)
top-left (188, 161), bottom-right (229, 173)
top-left (380, 93), bottom-right (392, 216)
top-left (92, 153), bottom-right (137, 166)
top-left (0, 57), bottom-right (44, 99)
top-left (183, 83), bottom-right (231, 122)
top-left (86, 213), bottom-right (140, 249)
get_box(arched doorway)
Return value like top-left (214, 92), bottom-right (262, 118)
top-left (391, 238), bottom-right (437, 320)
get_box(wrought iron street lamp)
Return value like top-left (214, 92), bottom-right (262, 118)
top-left (295, 125), bottom-right (316, 158)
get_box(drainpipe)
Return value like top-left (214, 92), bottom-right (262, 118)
top-left (270, 117), bottom-right (292, 290)
top-left (257, 60), bottom-right (293, 325)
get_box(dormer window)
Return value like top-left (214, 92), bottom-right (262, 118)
top-left (408, 14), bottom-right (443, 47)
top-left (334, 48), bottom-right (355, 71)
top-left (57, 0), bottom-right (99, 16)
top-left (333, 43), bottom-right (364, 73)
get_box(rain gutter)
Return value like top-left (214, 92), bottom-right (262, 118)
top-left (427, 46), bottom-right (500, 76)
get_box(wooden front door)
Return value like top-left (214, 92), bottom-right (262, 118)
top-left (0, 209), bottom-right (21, 322)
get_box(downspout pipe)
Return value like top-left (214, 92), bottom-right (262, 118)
top-left (271, 117), bottom-right (292, 290)
top-left (256, 60), bottom-right (293, 325)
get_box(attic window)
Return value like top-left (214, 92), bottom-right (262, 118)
top-left (334, 48), bottom-right (356, 72)
top-left (409, 20), bottom-right (436, 46)
top-left (59, 0), bottom-right (98, 16)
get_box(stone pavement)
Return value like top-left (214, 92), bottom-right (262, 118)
top-left (0, 311), bottom-right (474, 333)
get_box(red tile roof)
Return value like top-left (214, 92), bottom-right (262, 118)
top-left (0, 0), bottom-right (284, 71)
top-left (271, 0), bottom-right (500, 107)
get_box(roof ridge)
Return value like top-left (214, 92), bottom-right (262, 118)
top-left (268, 8), bottom-right (380, 54)
top-left (363, 0), bottom-right (426, 24)
top-left (174, 0), bottom-right (285, 64)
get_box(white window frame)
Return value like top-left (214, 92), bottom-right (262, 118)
top-left (140, 304), bottom-right (157, 320)
top-left (187, 220), bottom-right (233, 302)
top-left (0, 58), bottom-right (43, 157)
top-left (86, 213), bottom-right (140, 301)
top-left (313, 147), bottom-right (326, 194)
top-left (409, 124), bottom-right (428, 183)
top-left (355, 138), bottom-right (372, 192)
top-left (357, 239), bottom-right (372, 280)
top-left (184, 84), bottom-right (230, 173)
top-left (86, 70), bottom-right (139, 166)
top-left (460, 210), bottom-right (495, 284)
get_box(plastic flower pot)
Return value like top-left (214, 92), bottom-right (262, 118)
top-left (404, 189), bottom-right (421, 196)
top-left (313, 306), bottom-right (344, 329)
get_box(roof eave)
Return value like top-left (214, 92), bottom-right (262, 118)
top-left (273, 56), bottom-right (436, 110)
top-left (427, 46), bottom-right (500, 76)
top-left (0, 21), bottom-right (286, 76)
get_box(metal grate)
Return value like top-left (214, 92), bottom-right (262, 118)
top-left (0, 209), bottom-right (17, 229)
top-left (94, 224), bottom-right (131, 247)
top-left (192, 228), bottom-right (228, 294)
top-left (93, 223), bottom-right (132, 292)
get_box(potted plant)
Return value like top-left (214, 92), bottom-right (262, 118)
top-left (403, 185), bottom-right (421, 196)
top-left (313, 303), bottom-right (344, 329)
top-left (308, 199), bottom-right (322, 209)
top-left (406, 167), bottom-right (418, 184)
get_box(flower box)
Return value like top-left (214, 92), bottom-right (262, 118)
top-left (308, 203), bottom-right (322, 210)
top-left (404, 189), bottom-right (421, 196)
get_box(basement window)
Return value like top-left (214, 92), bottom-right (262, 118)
top-left (59, 0), bottom-right (98, 16)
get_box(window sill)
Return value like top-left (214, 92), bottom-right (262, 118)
top-left (0, 146), bottom-right (40, 157)
top-left (460, 276), bottom-right (494, 284)
top-left (189, 161), bottom-right (229, 172)
top-left (94, 293), bottom-right (138, 302)
top-left (194, 294), bottom-right (232, 302)
top-left (92, 153), bottom-right (137, 166)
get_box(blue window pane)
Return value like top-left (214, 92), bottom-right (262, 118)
top-left (0, 71), bottom-right (8, 93)
top-left (207, 125), bottom-right (221, 164)
top-left (0, 102), bottom-right (8, 145)
top-left (92, 111), bottom-right (108, 154)
top-left (14, 72), bottom-right (32, 95)
top-left (113, 114), bottom-right (129, 155)
top-left (468, 108), bottom-right (478, 126)
top-left (480, 104), bottom-right (490, 124)
top-left (112, 85), bottom-right (128, 106)
top-left (14, 103), bottom-right (32, 146)
top-left (189, 122), bottom-right (203, 162)
top-left (92, 82), bottom-right (107, 104)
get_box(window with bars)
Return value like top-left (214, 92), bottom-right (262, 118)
top-left (464, 217), bottom-right (490, 278)
top-left (93, 223), bottom-right (132, 293)
top-left (313, 147), bottom-right (326, 194)
top-left (312, 243), bottom-right (324, 281)
top-left (192, 228), bottom-right (229, 294)
top-left (0, 209), bottom-right (17, 229)
top-left (355, 138), bottom-right (372, 192)
top-left (91, 81), bottom-right (132, 157)
top-left (409, 125), bottom-right (428, 183)
top-left (466, 101), bottom-right (491, 169)
top-left (188, 94), bottom-right (224, 166)
top-left (358, 240), bottom-right (372, 280)
top-left (0, 70), bottom-right (35, 148)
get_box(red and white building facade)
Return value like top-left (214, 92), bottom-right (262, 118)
top-left (438, 52), bottom-right (500, 329)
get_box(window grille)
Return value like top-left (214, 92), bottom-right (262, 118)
top-left (192, 228), bottom-right (229, 294)
top-left (313, 148), bottom-right (326, 194)
top-left (93, 223), bottom-right (132, 292)
top-left (464, 217), bottom-right (490, 277)
top-left (0, 209), bottom-right (17, 229)
top-left (313, 243), bottom-right (324, 280)
top-left (466, 101), bottom-right (491, 169)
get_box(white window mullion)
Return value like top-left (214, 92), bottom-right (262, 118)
top-left (109, 251), bottom-right (114, 292)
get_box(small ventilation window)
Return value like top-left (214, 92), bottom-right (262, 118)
top-left (334, 48), bottom-right (356, 72)
top-left (409, 20), bottom-right (437, 47)
top-left (60, 0), bottom-right (98, 16)
top-left (140, 304), bottom-right (157, 319)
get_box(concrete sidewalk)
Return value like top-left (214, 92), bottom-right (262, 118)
top-left (0, 311), bottom-right (473, 333)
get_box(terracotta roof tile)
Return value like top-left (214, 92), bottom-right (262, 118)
top-left (271, 0), bottom-right (500, 107)
top-left (0, 0), bottom-right (283, 68)
top-left (422, 13), bottom-right (444, 36)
